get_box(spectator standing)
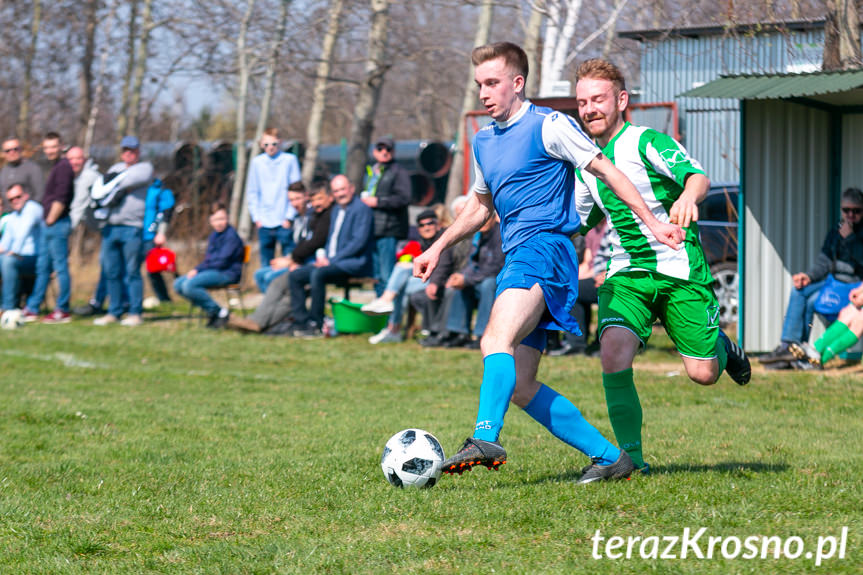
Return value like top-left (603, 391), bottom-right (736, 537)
top-left (246, 128), bottom-right (301, 265)
top-left (141, 178), bottom-right (175, 304)
top-left (361, 136), bottom-right (412, 296)
top-left (0, 138), bottom-right (44, 210)
top-left (288, 175), bottom-right (374, 336)
top-left (174, 203), bottom-right (244, 329)
top-left (66, 147), bottom-right (100, 229)
top-left (24, 133), bottom-right (76, 323)
top-left (254, 182), bottom-right (310, 293)
top-left (0, 185), bottom-right (42, 311)
top-left (93, 136), bottom-right (154, 327)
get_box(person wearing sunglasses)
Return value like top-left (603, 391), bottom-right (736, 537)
top-left (0, 184), bottom-right (43, 312)
top-left (360, 136), bottom-right (411, 298)
top-left (246, 127), bottom-right (301, 268)
top-left (760, 187), bottom-right (863, 368)
top-left (0, 137), bottom-right (44, 212)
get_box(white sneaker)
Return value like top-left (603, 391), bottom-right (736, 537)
top-left (93, 314), bottom-right (118, 326)
top-left (361, 298), bottom-right (394, 315)
top-left (368, 327), bottom-right (403, 344)
top-left (142, 296), bottom-right (161, 310)
top-left (120, 314), bottom-right (143, 327)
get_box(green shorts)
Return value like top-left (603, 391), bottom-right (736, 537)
top-left (597, 270), bottom-right (720, 359)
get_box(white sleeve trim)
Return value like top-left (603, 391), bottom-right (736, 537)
top-left (471, 154), bottom-right (490, 195)
top-left (541, 112), bottom-right (600, 169)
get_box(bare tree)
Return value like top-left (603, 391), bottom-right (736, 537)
top-left (77, 0), bottom-right (99, 144)
top-left (823, 0), bottom-right (862, 71)
top-left (345, 0), bottom-right (391, 188)
top-left (444, 0), bottom-right (494, 207)
top-left (523, 1), bottom-right (545, 99)
top-left (229, 0), bottom-right (258, 231)
top-left (126, 0), bottom-right (154, 137)
top-left (302, 0), bottom-right (345, 187)
top-left (17, 0), bottom-right (41, 142)
top-left (117, 0), bottom-right (139, 140)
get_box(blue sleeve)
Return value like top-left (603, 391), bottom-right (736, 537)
top-left (157, 187), bottom-right (175, 211)
top-left (331, 203), bottom-right (373, 263)
top-left (246, 158), bottom-right (261, 222)
top-left (197, 228), bottom-right (244, 272)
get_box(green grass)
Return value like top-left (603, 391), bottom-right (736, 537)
top-left (0, 316), bottom-right (860, 574)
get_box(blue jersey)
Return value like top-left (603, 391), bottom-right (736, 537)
top-left (472, 101), bottom-right (599, 253)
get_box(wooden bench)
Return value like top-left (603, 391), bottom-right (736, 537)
top-left (332, 277), bottom-right (377, 300)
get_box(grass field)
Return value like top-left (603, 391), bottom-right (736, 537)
top-left (0, 313), bottom-right (860, 574)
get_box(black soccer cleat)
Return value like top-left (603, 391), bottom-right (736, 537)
top-left (719, 330), bottom-right (751, 385)
top-left (577, 450), bottom-right (636, 484)
top-left (442, 437), bottom-right (507, 475)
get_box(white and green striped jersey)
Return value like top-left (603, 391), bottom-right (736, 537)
top-left (575, 122), bottom-right (713, 285)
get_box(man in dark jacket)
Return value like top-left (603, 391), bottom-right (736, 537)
top-left (289, 174), bottom-right (374, 336)
top-left (228, 182), bottom-right (335, 333)
top-left (360, 136), bottom-right (411, 296)
top-left (429, 216), bottom-right (504, 348)
top-left (173, 203), bottom-right (245, 329)
top-left (761, 187), bottom-right (863, 365)
top-left (24, 133), bottom-right (76, 323)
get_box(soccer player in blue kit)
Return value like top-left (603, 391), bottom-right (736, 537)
top-left (413, 42), bottom-right (685, 483)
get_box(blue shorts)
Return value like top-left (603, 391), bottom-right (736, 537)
top-left (495, 233), bottom-right (582, 352)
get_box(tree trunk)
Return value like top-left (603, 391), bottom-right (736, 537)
top-left (302, 0), bottom-right (344, 187)
top-left (823, 0), bottom-right (862, 71)
top-left (239, 0), bottom-right (290, 240)
top-left (78, 0), bottom-right (98, 144)
top-left (444, 0), bottom-right (494, 208)
top-left (540, 0), bottom-right (582, 97)
top-left (128, 0), bottom-right (154, 137)
top-left (84, 1), bottom-right (118, 156)
top-left (117, 0), bottom-right (139, 141)
top-left (523, 1), bottom-right (544, 99)
top-left (345, 0), bottom-right (391, 189)
top-left (229, 0), bottom-right (257, 234)
top-left (17, 0), bottom-right (41, 143)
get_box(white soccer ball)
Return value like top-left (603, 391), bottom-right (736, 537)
top-left (381, 428), bottom-right (445, 489)
top-left (1, 309), bottom-right (24, 330)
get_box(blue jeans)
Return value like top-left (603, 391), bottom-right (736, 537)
top-left (0, 253), bottom-right (37, 310)
top-left (780, 279), bottom-right (827, 343)
top-left (254, 266), bottom-right (290, 293)
top-left (383, 264), bottom-right (427, 326)
top-left (258, 226), bottom-right (295, 266)
top-left (27, 216), bottom-right (72, 312)
top-left (174, 270), bottom-right (232, 316)
top-left (289, 264), bottom-right (350, 327)
top-left (446, 276), bottom-right (496, 337)
top-left (372, 236), bottom-right (398, 297)
top-left (101, 225), bottom-right (144, 317)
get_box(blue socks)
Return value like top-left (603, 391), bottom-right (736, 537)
top-left (473, 353), bottom-right (517, 442)
top-left (524, 383), bottom-right (620, 465)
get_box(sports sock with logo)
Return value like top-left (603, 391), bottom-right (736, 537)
top-left (523, 383), bottom-right (619, 465)
top-left (472, 353), bottom-right (516, 442)
top-left (602, 368), bottom-right (644, 468)
top-left (818, 322), bottom-right (859, 364)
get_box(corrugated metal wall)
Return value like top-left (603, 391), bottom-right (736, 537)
top-left (743, 100), bottom-right (832, 351)
top-left (841, 114), bottom-right (863, 190)
top-left (636, 29), bottom-right (824, 182)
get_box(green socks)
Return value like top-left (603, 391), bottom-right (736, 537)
top-left (816, 322), bottom-right (860, 364)
top-left (602, 368), bottom-right (644, 468)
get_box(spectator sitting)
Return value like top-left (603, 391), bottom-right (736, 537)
top-left (254, 181), bottom-right (311, 293)
top-left (361, 209), bottom-right (443, 344)
top-left (288, 174), bottom-right (374, 337)
top-left (0, 184), bottom-right (43, 311)
top-left (423, 214), bottom-right (504, 349)
top-left (760, 187), bottom-right (863, 365)
top-left (791, 283), bottom-right (863, 367)
top-left (174, 202), bottom-right (245, 329)
top-left (227, 181), bottom-right (334, 334)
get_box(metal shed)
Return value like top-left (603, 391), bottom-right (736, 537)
top-left (685, 68), bottom-right (863, 351)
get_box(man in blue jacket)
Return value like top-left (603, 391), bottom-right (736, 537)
top-left (289, 174), bottom-right (374, 336)
top-left (173, 203), bottom-right (245, 329)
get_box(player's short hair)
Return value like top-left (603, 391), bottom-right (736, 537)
top-left (576, 59), bottom-right (627, 94)
top-left (288, 181), bottom-right (306, 193)
top-left (262, 127), bottom-right (279, 140)
top-left (842, 187), bottom-right (863, 205)
top-left (43, 131), bottom-right (61, 143)
top-left (472, 42), bottom-right (529, 82)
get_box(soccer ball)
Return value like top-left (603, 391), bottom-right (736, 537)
top-left (0, 309), bottom-right (24, 330)
top-left (380, 428), bottom-right (445, 488)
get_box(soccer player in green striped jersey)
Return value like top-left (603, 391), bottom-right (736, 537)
top-left (573, 59), bottom-right (751, 472)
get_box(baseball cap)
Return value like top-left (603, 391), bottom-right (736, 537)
top-left (375, 137), bottom-right (395, 151)
top-left (120, 135), bottom-right (140, 150)
top-left (415, 209), bottom-right (438, 224)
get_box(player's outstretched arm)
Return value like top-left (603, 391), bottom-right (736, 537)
top-left (586, 154), bottom-right (684, 249)
top-left (669, 173), bottom-right (710, 229)
top-left (414, 192), bottom-right (493, 281)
